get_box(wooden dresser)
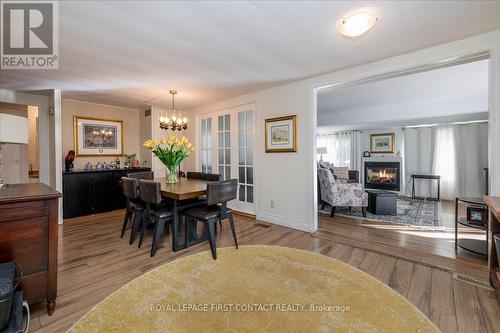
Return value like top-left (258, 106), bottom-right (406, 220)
top-left (0, 183), bottom-right (61, 314)
top-left (484, 195), bottom-right (500, 303)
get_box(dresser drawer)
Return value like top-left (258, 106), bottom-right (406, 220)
top-left (0, 200), bottom-right (49, 222)
top-left (0, 216), bottom-right (49, 275)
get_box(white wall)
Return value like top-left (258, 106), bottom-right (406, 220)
top-left (187, 30), bottom-right (500, 233)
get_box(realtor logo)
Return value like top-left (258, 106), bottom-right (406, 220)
top-left (1, 1), bottom-right (58, 69)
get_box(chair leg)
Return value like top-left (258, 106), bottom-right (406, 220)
top-left (321, 203), bottom-right (325, 210)
top-left (129, 211), bottom-right (142, 245)
top-left (227, 213), bottom-right (238, 249)
top-left (362, 207), bottom-right (367, 217)
top-left (138, 213), bottom-right (148, 248)
top-left (207, 220), bottom-right (217, 260)
top-left (151, 218), bottom-right (166, 257)
top-left (184, 216), bottom-right (191, 246)
top-left (121, 208), bottom-right (132, 238)
top-left (330, 206), bottom-right (336, 217)
top-left (219, 220), bottom-right (223, 230)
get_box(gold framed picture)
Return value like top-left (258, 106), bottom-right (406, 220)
top-left (74, 116), bottom-right (124, 156)
top-left (370, 133), bottom-right (395, 154)
top-left (265, 115), bottom-right (297, 153)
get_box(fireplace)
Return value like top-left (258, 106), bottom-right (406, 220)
top-left (364, 161), bottom-right (400, 191)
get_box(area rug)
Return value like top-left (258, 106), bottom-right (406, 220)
top-left (68, 245), bottom-right (438, 333)
top-left (320, 197), bottom-right (443, 230)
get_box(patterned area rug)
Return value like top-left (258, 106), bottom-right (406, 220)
top-left (320, 197), bottom-right (443, 230)
top-left (69, 246), bottom-right (438, 333)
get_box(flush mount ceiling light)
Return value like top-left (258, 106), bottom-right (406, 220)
top-left (337, 13), bottom-right (378, 40)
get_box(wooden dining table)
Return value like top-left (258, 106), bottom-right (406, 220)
top-left (154, 177), bottom-right (212, 251)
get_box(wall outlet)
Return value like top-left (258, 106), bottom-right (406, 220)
top-left (270, 200), bottom-right (275, 208)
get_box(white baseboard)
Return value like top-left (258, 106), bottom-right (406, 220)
top-left (256, 211), bottom-right (314, 233)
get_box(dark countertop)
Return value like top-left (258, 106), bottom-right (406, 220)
top-left (63, 167), bottom-right (151, 175)
top-left (0, 183), bottom-right (61, 204)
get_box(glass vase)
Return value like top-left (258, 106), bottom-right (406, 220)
top-left (165, 166), bottom-right (179, 183)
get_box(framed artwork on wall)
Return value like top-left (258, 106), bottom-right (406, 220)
top-left (74, 116), bottom-right (123, 156)
top-left (265, 115), bottom-right (297, 153)
top-left (370, 133), bottom-right (395, 154)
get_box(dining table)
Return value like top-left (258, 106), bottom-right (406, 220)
top-left (154, 177), bottom-right (212, 251)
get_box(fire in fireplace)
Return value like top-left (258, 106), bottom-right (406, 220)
top-left (364, 161), bottom-right (400, 191)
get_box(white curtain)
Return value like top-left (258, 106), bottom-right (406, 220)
top-left (404, 123), bottom-right (488, 200)
top-left (317, 131), bottom-right (360, 170)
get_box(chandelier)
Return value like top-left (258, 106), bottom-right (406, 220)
top-left (159, 90), bottom-right (188, 131)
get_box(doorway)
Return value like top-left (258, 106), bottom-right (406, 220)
top-left (313, 54), bottom-right (491, 276)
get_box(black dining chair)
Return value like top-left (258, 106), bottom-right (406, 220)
top-left (186, 172), bottom-right (221, 181)
top-left (183, 179), bottom-right (238, 260)
top-left (120, 177), bottom-right (144, 242)
top-left (127, 171), bottom-right (154, 180)
top-left (138, 179), bottom-right (173, 257)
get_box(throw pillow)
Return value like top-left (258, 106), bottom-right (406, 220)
top-left (333, 167), bottom-right (349, 180)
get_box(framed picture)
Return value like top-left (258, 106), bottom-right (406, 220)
top-left (74, 116), bottom-right (123, 156)
top-left (467, 206), bottom-right (488, 226)
top-left (370, 133), bottom-right (395, 153)
top-left (265, 115), bottom-right (297, 153)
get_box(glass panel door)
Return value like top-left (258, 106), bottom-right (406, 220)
top-left (200, 117), bottom-right (212, 173)
top-left (238, 110), bottom-right (254, 204)
top-left (217, 114), bottom-right (231, 180)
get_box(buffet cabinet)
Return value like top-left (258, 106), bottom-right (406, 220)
top-left (0, 183), bottom-right (61, 314)
top-left (62, 168), bottom-right (151, 218)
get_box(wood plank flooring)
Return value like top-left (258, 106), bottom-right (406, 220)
top-left (317, 200), bottom-right (490, 280)
top-left (29, 209), bottom-right (498, 333)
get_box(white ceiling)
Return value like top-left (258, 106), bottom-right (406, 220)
top-left (317, 59), bottom-right (489, 131)
top-left (1, 1), bottom-right (500, 110)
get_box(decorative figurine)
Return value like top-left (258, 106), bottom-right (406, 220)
top-left (132, 159), bottom-right (140, 168)
top-left (124, 154), bottom-right (136, 168)
top-left (65, 150), bottom-right (75, 172)
top-left (84, 162), bottom-right (93, 170)
top-left (115, 157), bottom-right (121, 169)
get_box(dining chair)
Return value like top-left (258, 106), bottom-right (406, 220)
top-left (138, 179), bottom-right (173, 257)
top-left (186, 172), bottom-right (221, 181)
top-left (120, 177), bottom-right (144, 242)
top-left (183, 179), bottom-right (238, 259)
top-left (127, 171), bottom-right (154, 180)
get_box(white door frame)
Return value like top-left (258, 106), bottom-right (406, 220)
top-left (310, 49), bottom-right (498, 233)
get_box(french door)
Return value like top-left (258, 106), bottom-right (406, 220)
top-left (197, 104), bottom-right (255, 214)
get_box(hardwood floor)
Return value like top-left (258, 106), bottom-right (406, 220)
top-left (318, 200), bottom-right (490, 280)
top-left (30, 209), bottom-right (499, 333)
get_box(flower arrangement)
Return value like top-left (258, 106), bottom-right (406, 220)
top-left (143, 135), bottom-right (194, 183)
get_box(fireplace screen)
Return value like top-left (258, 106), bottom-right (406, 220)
top-left (364, 162), bottom-right (400, 191)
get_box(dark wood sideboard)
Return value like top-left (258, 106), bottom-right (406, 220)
top-left (62, 168), bottom-right (151, 218)
top-left (0, 183), bottom-right (61, 314)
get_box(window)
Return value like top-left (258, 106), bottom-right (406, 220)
top-left (238, 110), bottom-right (253, 203)
top-left (217, 114), bottom-right (231, 180)
top-left (200, 117), bottom-right (212, 173)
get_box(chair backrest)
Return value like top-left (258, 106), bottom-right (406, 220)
top-left (128, 171), bottom-right (154, 180)
top-left (206, 179), bottom-right (237, 206)
top-left (186, 171), bottom-right (202, 179)
top-left (138, 179), bottom-right (162, 205)
top-left (318, 169), bottom-right (335, 205)
top-left (187, 172), bottom-right (221, 181)
top-left (122, 177), bottom-right (139, 201)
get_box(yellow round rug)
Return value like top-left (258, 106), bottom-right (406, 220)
top-left (69, 245), bottom-right (438, 333)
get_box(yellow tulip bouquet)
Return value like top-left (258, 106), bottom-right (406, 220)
top-left (143, 135), bottom-right (195, 183)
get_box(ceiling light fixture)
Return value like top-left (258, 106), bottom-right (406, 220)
top-left (337, 12), bottom-right (378, 40)
top-left (159, 90), bottom-right (188, 131)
